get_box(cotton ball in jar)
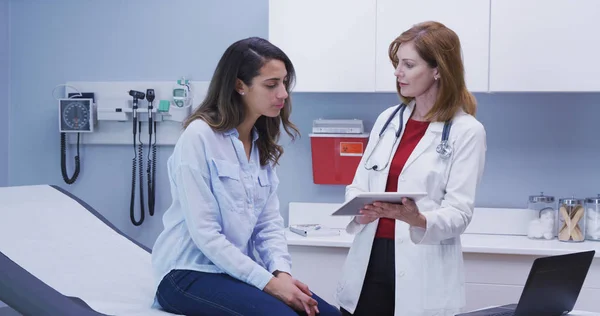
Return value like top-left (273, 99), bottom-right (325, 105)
top-left (539, 209), bottom-right (555, 239)
top-left (587, 207), bottom-right (600, 221)
top-left (527, 218), bottom-right (544, 239)
top-left (586, 207), bottom-right (600, 239)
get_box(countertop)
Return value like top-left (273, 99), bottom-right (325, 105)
top-left (285, 230), bottom-right (600, 257)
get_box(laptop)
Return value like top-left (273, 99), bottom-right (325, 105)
top-left (456, 250), bottom-right (596, 316)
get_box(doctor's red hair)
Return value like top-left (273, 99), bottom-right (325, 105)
top-left (388, 21), bottom-right (477, 122)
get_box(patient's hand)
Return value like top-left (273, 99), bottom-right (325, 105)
top-left (280, 274), bottom-right (320, 315)
top-left (264, 273), bottom-right (319, 316)
top-left (293, 278), bottom-right (320, 315)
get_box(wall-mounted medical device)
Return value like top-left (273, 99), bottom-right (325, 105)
top-left (57, 93), bottom-right (98, 185)
top-left (58, 98), bottom-right (97, 133)
top-left (127, 89), bottom-right (159, 227)
top-left (62, 80), bottom-right (208, 146)
top-left (56, 80), bottom-right (209, 226)
top-left (309, 119), bottom-right (369, 185)
top-left (173, 78), bottom-right (192, 108)
top-left (90, 78), bottom-right (193, 125)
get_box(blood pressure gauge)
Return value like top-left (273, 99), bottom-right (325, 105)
top-left (59, 98), bottom-right (95, 132)
top-left (173, 87), bottom-right (192, 108)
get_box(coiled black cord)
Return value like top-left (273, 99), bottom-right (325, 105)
top-left (130, 119), bottom-right (145, 226)
top-left (61, 132), bottom-right (80, 184)
top-left (138, 122), bottom-right (146, 219)
top-left (147, 121), bottom-right (157, 216)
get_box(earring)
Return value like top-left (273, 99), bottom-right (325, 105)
top-left (434, 77), bottom-right (439, 81)
top-left (239, 91), bottom-right (245, 95)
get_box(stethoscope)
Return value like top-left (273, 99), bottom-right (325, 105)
top-left (364, 103), bottom-right (453, 171)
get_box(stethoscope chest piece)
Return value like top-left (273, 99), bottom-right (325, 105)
top-left (436, 140), bottom-right (452, 159)
top-left (436, 116), bottom-right (453, 160)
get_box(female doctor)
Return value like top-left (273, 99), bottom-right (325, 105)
top-left (336, 21), bottom-right (487, 316)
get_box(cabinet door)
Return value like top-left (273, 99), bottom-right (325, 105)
top-left (375, 0), bottom-right (490, 93)
top-left (490, 0), bottom-right (600, 92)
top-left (269, 0), bottom-right (377, 92)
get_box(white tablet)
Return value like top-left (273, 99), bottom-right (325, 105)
top-left (331, 192), bottom-right (428, 216)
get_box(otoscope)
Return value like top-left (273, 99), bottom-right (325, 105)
top-left (146, 89), bottom-right (157, 217)
top-left (128, 90), bottom-right (146, 226)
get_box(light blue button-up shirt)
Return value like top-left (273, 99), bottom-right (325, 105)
top-left (151, 119), bottom-right (292, 299)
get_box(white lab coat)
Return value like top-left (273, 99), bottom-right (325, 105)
top-left (335, 100), bottom-right (487, 316)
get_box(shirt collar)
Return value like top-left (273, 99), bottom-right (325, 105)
top-left (224, 126), bottom-right (260, 142)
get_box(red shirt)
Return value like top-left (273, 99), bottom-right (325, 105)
top-left (375, 119), bottom-right (430, 239)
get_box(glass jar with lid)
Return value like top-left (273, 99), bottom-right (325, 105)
top-left (557, 197), bottom-right (586, 242)
top-left (526, 192), bottom-right (556, 240)
top-left (585, 194), bottom-right (600, 241)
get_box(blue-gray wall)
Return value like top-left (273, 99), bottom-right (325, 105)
top-left (7, 0), bottom-right (600, 248)
top-left (0, 1), bottom-right (8, 313)
top-left (0, 0), bottom-right (8, 187)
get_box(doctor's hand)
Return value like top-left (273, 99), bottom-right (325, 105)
top-left (360, 197), bottom-right (427, 228)
top-left (354, 214), bottom-right (378, 225)
top-left (264, 273), bottom-right (319, 316)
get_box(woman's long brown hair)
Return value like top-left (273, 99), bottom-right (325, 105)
top-left (183, 37), bottom-right (299, 166)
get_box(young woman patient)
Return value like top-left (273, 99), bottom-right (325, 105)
top-left (151, 36), bottom-right (341, 316)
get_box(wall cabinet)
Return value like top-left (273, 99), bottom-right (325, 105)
top-left (269, 1), bottom-right (599, 92)
top-left (268, 0), bottom-right (377, 92)
top-left (375, 0), bottom-right (490, 93)
top-left (489, 0), bottom-right (600, 92)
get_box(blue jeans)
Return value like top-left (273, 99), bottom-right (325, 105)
top-left (156, 269), bottom-right (341, 316)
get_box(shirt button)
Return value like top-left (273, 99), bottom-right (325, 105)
top-left (399, 176), bottom-right (406, 182)
top-left (397, 238), bottom-right (403, 244)
top-left (398, 271), bottom-right (405, 277)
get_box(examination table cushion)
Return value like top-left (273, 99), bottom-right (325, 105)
top-left (0, 185), bottom-right (173, 316)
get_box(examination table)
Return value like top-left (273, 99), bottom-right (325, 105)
top-left (0, 184), bottom-right (174, 316)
